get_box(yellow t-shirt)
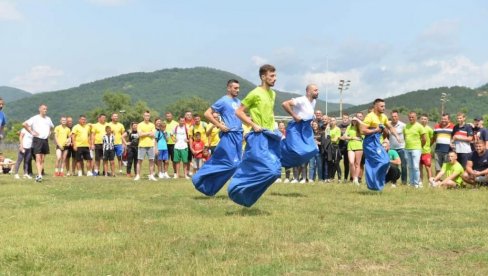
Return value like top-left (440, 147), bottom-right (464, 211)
top-left (71, 124), bottom-right (91, 147)
top-left (206, 123), bottom-right (220, 147)
top-left (54, 125), bottom-right (71, 147)
top-left (137, 121), bottom-right (156, 147)
top-left (108, 122), bottom-right (125, 145)
top-left (91, 122), bottom-right (107, 145)
top-left (363, 112), bottom-right (388, 128)
top-left (190, 123), bottom-right (208, 145)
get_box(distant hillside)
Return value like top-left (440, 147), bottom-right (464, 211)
top-left (334, 86), bottom-right (488, 119)
top-left (0, 86), bottom-right (32, 102)
top-left (5, 67), bottom-right (351, 122)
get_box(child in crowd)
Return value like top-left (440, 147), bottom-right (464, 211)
top-left (102, 125), bottom-right (115, 177)
top-left (190, 132), bottom-right (205, 172)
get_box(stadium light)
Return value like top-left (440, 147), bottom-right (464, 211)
top-left (338, 80), bottom-right (351, 118)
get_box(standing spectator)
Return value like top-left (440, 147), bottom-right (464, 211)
top-left (430, 151), bottom-right (464, 188)
top-left (172, 117), bottom-right (190, 179)
top-left (328, 117), bottom-right (342, 182)
top-left (419, 114), bottom-right (434, 183)
top-left (91, 114), bottom-right (107, 176)
top-left (102, 125), bottom-right (115, 177)
top-left (184, 111), bottom-right (194, 176)
top-left (389, 110), bottom-right (407, 185)
top-left (189, 114), bottom-right (208, 175)
top-left (14, 128), bottom-right (33, 179)
top-left (0, 98), bottom-right (7, 149)
top-left (108, 113), bottom-right (126, 174)
top-left (23, 104), bottom-right (54, 182)
top-left (308, 121), bottom-right (322, 182)
top-left (190, 132), bottom-right (205, 172)
top-left (471, 116), bottom-right (488, 149)
top-left (433, 113), bottom-right (454, 173)
top-left (164, 112), bottom-right (178, 178)
top-left (344, 114), bottom-right (363, 185)
top-left (54, 116), bottom-right (71, 176)
top-left (383, 140), bottom-right (401, 186)
top-left (135, 111), bottom-right (157, 181)
top-left (314, 110), bottom-right (323, 128)
top-left (338, 113), bottom-right (350, 182)
top-left (462, 140), bottom-right (488, 186)
top-left (122, 122), bottom-right (139, 177)
top-left (155, 118), bottom-right (169, 179)
top-left (71, 115), bottom-right (93, 176)
top-left (206, 112), bottom-right (221, 155)
top-left (403, 111), bottom-right (426, 188)
top-left (65, 116), bottom-right (76, 176)
top-left (277, 121), bottom-right (291, 183)
top-left (451, 112), bottom-right (473, 168)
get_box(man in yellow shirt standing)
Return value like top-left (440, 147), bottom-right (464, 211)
top-left (359, 98), bottom-right (400, 190)
top-left (135, 110), bottom-right (157, 181)
top-left (71, 115), bottom-right (93, 176)
top-left (91, 114), bottom-right (107, 176)
top-left (206, 111), bottom-right (221, 155)
top-left (54, 116), bottom-right (71, 176)
top-left (108, 112), bottom-right (125, 174)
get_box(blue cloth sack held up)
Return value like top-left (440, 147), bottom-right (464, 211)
top-left (280, 119), bottom-right (318, 168)
top-left (192, 131), bottom-right (243, 196)
top-left (228, 130), bottom-right (282, 207)
top-left (363, 132), bottom-right (390, 191)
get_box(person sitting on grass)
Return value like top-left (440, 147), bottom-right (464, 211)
top-left (102, 125), bottom-right (116, 177)
top-left (0, 153), bottom-right (15, 174)
top-left (462, 140), bottom-right (488, 186)
top-left (429, 151), bottom-right (464, 188)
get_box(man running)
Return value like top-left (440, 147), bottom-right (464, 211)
top-left (23, 104), bottom-right (54, 182)
top-left (193, 79), bottom-right (243, 196)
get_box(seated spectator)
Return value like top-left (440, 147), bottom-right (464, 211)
top-left (429, 151), bottom-right (464, 188)
top-left (462, 140), bottom-right (488, 186)
top-left (0, 153), bottom-right (15, 174)
top-left (383, 140), bottom-right (401, 186)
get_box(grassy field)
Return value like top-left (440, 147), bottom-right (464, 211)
top-left (1, 151), bottom-right (488, 275)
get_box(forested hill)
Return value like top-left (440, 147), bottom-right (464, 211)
top-left (335, 85), bottom-right (488, 120)
top-left (0, 86), bottom-right (32, 102)
top-left (5, 67), bottom-right (350, 122)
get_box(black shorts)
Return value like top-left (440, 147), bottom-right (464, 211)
top-left (167, 144), bottom-right (175, 162)
top-left (66, 146), bottom-right (76, 158)
top-left (94, 144), bottom-right (104, 161)
top-left (103, 150), bottom-right (115, 161)
top-left (32, 137), bottom-right (50, 155)
top-left (2, 167), bottom-right (11, 174)
top-left (76, 147), bottom-right (92, 161)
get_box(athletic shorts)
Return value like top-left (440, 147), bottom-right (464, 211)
top-left (420, 153), bottom-right (432, 166)
top-left (137, 147), bottom-right (155, 160)
top-left (103, 149), bottom-right (115, 161)
top-left (114, 144), bottom-right (124, 157)
top-left (32, 137), bottom-right (50, 155)
top-left (192, 158), bottom-right (204, 169)
top-left (66, 146), bottom-right (76, 158)
top-left (94, 144), bottom-right (104, 161)
top-left (435, 151), bottom-right (449, 171)
top-left (475, 175), bottom-right (488, 184)
top-left (76, 147), bottom-right (92, 161)
top-left (157, 149), bottom-right (168, 161)
top-left (56, 145), bottom-right (67, 151)
top-left (2, 167), bottom-right (11, 174)
top-left (167, 144), bottom-right (175, 161)
top-left (173, 148), bottom-right (188, 163)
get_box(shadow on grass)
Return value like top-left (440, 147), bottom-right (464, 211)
top-left (356, 190), bottom-right (383, 196)
top-left (225, 208), bottom-right (271, 216)
top-left (269, 192), bottom-right (307, 198)
top-left (192, 195), bottom-right (228, 200)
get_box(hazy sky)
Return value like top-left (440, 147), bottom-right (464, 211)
top-left (1, 0), bottom-right (488, 104)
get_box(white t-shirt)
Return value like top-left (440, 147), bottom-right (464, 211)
top-left (390, 121), bottom-right (406, 149)
top-left (292, 96), bottom-right (316, 121)
top-left (174, 126), bottom-right (189, 150)
top-left (2, 158), bottom-right (13, 168)
top-left (21, 128), bottom-right (33, 149)
top-left (25, 114), bottom-right (54, 139)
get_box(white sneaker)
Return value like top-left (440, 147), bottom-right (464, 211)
top-left (353, 180), bottom-right (360, 186)
top-left (275, 178), bottom-right (282, 183)
top-left (134, 175), bottom-right (140, 181)
top-left (14, 174), bottom-right (20, 179)
top-left (78, 171), bottom-right (83, 177)
top-left (119, 170), bottom-right (123, 173)
top-left (174, 175), bottom-right (179, 179)
top-left (283, 178), bottom-right (290, 183)
top-left (391, 184), bottom-right (397, 188)
top-left (158, 172), bottom-right (164, 179)
top-left (299, 179), bottom-right (306, 184)
top-left (290, 179), bottom-right (298, 183)
top-left (188, 172), bottom-right (193, 176)
top-left (23, 174), bottom-right (32, 179)
top-left (418, 182), bottom-right (424, 188)
top-left (87, 171), bottom-right (93, 177)
top-left (164, 172), bottom-right (170, 179)
top-left (185, 175), bottom-right (191, 180)
top-left (66, 172), bottom-right (71, 177)
top-left (148, 175), bottom-right (157, 181)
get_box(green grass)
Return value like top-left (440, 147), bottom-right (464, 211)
top-left (1, 152), bottom-right (488, 274)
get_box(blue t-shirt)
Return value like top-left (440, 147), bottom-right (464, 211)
top-left (155, 130), bottom-right (168, 150)
top-left (0, 111), bottom-right (6, 128)
top-left (211, 95), bottom-right (242, 131)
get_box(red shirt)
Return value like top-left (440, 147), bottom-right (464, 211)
top-left (192, 140), bottom-right (205, 158)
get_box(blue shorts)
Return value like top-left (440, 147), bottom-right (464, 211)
top-left (158, 149), bottom-right (169, 161)
top-left (114, 144), bottom-right (124, 157)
